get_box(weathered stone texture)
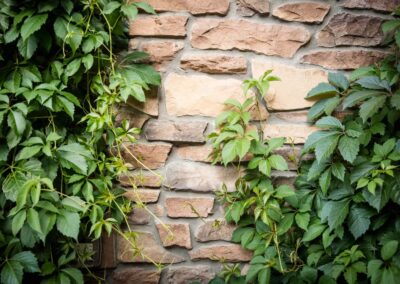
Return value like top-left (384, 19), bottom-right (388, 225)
top-left (191, 19), bottom-right (310, 58)
top-left (132, 40), bottom-right (184, 71)
top-left (273, 2), bottom-right (330, 23)
top-left (175, 145), bottom-right (213, 163)
top-left (167, 266), bottom-right (215, 284)
top-left (195, 219), bottom-right (236, 242)
top-left (156, 223), bottom-right (192, 249)
top-left (317, 13), bottom-right (383, 47)
top-left (134, 0), bottom-right (230, 15)
top-left (180, 54), bottom-right (247, 74)
top-left (120, 143), bottom-right (171, 169)
top-left (236, 0), bottom-right (270, 16)
top-left (189, 244), bottom-right (252, 262)
top-left (125, 88), bottom-right (159, 116)
top-left (252, 60), bottom-right (327, 110)
top-left (114, 106), bottom-right (150, 128)
top-left (130, 15), bottom-right (188, 37)
top-left (164, 73), bottom-right (268, 118)
top-left (124, 189), bottom-right (160, 204)
top-left (119, 171), bottom-right (162, 188)
top-left (341, 0), bottom-right (400, 12)
top-left (117, 231), bottom-right (184, 263)
top-left (263, 123), bottom-right (318, 144)
top-left (301, 50), bottom-right (388, 70)
top-left (166, 197), bottom-right (214, 218)
top-left (165, 161), bottom-right (239, 192)
top-left (111, 267), bottom-right (161, 284)
top-left (144, 119), bottom-right (208, 143)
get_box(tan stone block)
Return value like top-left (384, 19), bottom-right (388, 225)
top-left (273, 2), bottom-right (330, 23)
top-left (175, 145), bottom-right (213, 163)
top-left (120, 142), bottom-right (171, 169)
top-left (125, 87), bottom-right (159, 116)
top-left (129, 204), bottom-right (164, 224)
top-left (195, 219), bottom-right (236, 242)
top-left (301, 50), bottom-right (388, 70)
top-left (317, 13), bottom-right (383, 47)
top-left (133, 0), bottom-right (230, 15)
top-left (114, 105), bottom-right (150, 128)
top-left (117, 231), bottom-right (184, 263)
top-left (236, 0), bottom-right (270, 16)
top-left (165, 161), bottom-right (240, 192)
top-left (189, 244), bottom-right (252, 262)
top-left (124, 189), bottom-right (160, 203)
top-left (167, 265), bottom-right (215, 284)
top-left (130, 15), bottom-right (188, 37)
top-left (165, 73), bottom-right (268, 118)
top-left (166, 197), bottom-right (214, 218)
top-left (191, 19), bottom-right (310, 58)
top-left (119, 171), bottom-right (163, 188)
top-left (180, 53), bottom-right (247, 74)
top-left (263, 123), bottom-right (318, 144)
top-left (111, 267), bottom-right (161, 284)
top-left (341, 0), bottom-right (400, 12)
top-left (156, 223), bottom-right (192, 249)
top-left (144, 119), bottom-right (208, 143)
top-left (252, 60), bottom-right (327, 110)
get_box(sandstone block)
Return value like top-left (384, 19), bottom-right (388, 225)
top-left (317, 13), bottom-right (383, 47)
top-left (120, 142), bottom-right (171, 169)
top-left (252, 60), bottom-right (327, 110)
top-left (134, 0), bottom-right (230, 15)
top-left (119, 171), bottom-right (162, 188)
top-left (117, 231), bottom-right (184, 263)
top-left (165, 73), bottom-right (268, 118)
top-left (166, 197), bottom-right (214, 218)
top-left (263, 123), bottom-right (318, 144)
top-left (191, 19), bottom-right (310, 58)
top-left (130, 15), bottom-right (188, 37)
top-left (189, 244), bottom-right (252, 262)
top-left (341, 0), bottom-right (400, 12)
top-left (129, 204), bottom-right (164, 225)
top-left (180, 53), bottom-right (247, 74)
top-left (273, 2), bottom-right (330, 23)
top-left (195, 219), bottom-right (236, 242)
top-left (144, 119), bottom-right (208, 143)
top-left (111, 267), bottom-right (161, 284)
top-left (301, 50), bottom-right (388, 70)
top-left (114, 106), bottom-right (150, 128)
top-left (175, 145), bottom-right (213, 163)
top-left (167, 265), bottom-right (215, 284)
top-left (124, 189), bottom-right (160, 203)
top-left (165, 161), bottom-right (239, 192)
top-left (156, 223), bottom-right (192, 249)
top-left (236, 0), bottom-right (270, 16)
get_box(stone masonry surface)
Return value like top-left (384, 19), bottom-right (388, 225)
top-left (107, 0), bottom-right (393, 283)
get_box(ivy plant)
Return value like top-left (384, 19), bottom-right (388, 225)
top-left (0, 0), bottom-right (159, 283)
top-left (210, 7), bottom-right (400, 284)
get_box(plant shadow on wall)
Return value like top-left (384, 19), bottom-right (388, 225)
top-left (209, 8), bottom-right (400, 284)
top-left (0, 0), bottom-right (161, 283)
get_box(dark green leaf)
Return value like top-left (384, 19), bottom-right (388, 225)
top-left (56, 209), bottom-right (80, 240)
top-left (338, 136), bottom-right (360, 163)
top-left (11, 251), bottom-right (40, 273)
top-left (348, 205), bottom-right (374, 239)
top-left (1, 260), bottom-right (23, 284)
top-left (306, 83), bottom-right (339, 100)
top-left (21, 14), bottom-right (48, 41)
top-left (328, 73), bottom-right (349, 90)
top-left (381, 240), bottom-right (398, 260)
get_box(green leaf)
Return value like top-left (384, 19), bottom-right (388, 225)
top-left (18, 36), bottom-right (38, 59)
top-left (348, 205), bottom-right (374, 239)
top-left (321, 199), bottom-right (350, 230)
top-left (11, 210), bottom-right (26, 235)
top-left (103, 1), bottom-right (121, 14)
top-left (295, 213), bottom-right (310, 231)
top-left (343, 90), bottom-right (382, 109)
top-left (344, 267), bottom-right (358, 284)
top-left (65, 58), bottom-right (81, 77)
top-left (368, 260), bottom-right (383, 284)
top-left (390, 95), bottom-right (400, 110)
top-left (338, 136), bottom-right (360, 163)
top-left (275, 185), bottom-right (295, 199)
top-left (245, 264), bottom-right (264, 283)
top-left (56, 209), bottom-right (80, 239)
top-left (319, 168), bottom-right (332, 195)
top-left (57, 96), bottom-right (75, 119)
top-left (221, 140), bottom-right (236, 164)
top-left (316, 116), bottom-right (344, 130)
top-left (82, 54), bottom-right (94, 71)
top-left (306, 83), bottom-right (338, 100)
top-left (381, 240), bottom-right (398, 260)
top-left (121, 4), bottom-right (138, 19)
top-left (21, 14), bottom-right (48, 41)
top-left (1, 260), bottom-right (23, 284)
top-left (359, 96), bottom-right (386, 123)
top-left (268, 154), bottom-right (288, 171)
top-left (258, 268), bottom-right (271, 284)
top-left (134, 2), bottom-right (156, 14)
top-left (61, 268), bottom-right (84, 284)
top-left (27, 208), bottom-right (42, 234)
top-left (350, 66), bottom-right (375, 82)
top-left (16, 146), bottom-right (42, 161)
top-left (315, 133), bottom-right (340, 163)
top-left (302, 223), bottom-right (327, 242)
top-left (328, 72), bottom-right (349, 90)
top-left (11, 251), bottom-right (40, 273)
top-left (357, 76), bottom-right (390, 91)
top-left (331, 162), bottom-right (345, 181)
top-left (62, 196), bottom-right (86, 212)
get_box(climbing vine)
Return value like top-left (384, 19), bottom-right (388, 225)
top-left (210, 8), bottom-right (400, 284)
top-left (0, 0), bottom-right (160, 283)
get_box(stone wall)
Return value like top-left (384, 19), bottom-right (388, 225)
top-left (107, 0), bottom-right (396, 283)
